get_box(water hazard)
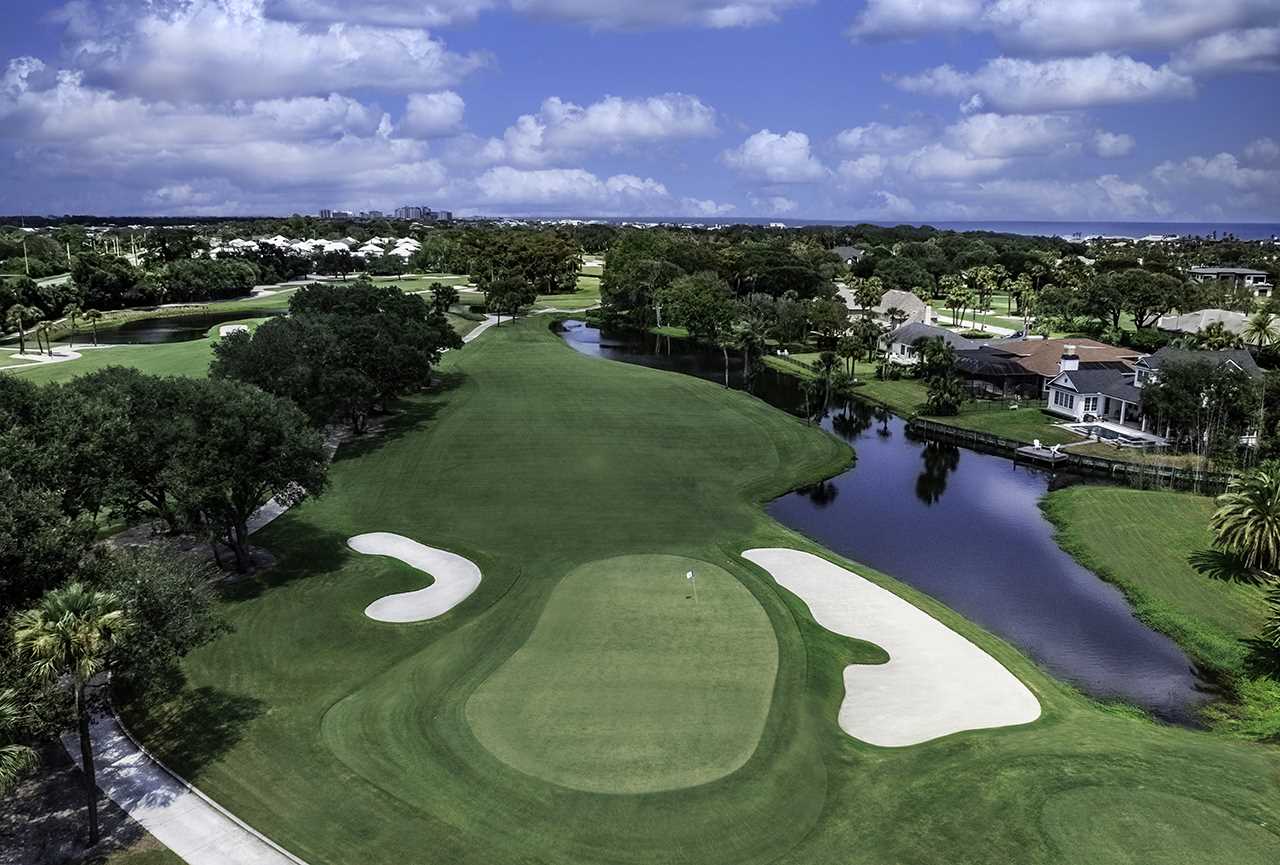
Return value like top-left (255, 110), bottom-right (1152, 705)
top-left (556, 319), bottom-right (1212, 723)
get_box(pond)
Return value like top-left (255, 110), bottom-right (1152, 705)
top-left (556, 319), bottom-right (1212, 724)
top-left (86, 309), bottom-right (279, 345)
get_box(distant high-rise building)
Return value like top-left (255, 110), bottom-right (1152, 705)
top-left (366, 210), bottom-right (384, 218)
top-left (319, 209), bottom-right (333, 218)
top-left (435, 210), bottom-right (453, 222)
top-left (395, 205), bottom-right (441, 220)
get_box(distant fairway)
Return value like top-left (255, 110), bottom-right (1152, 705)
top-left (121, 318), bottom-right (1280, 865)
top-left (466, 555), bottom-right (778, 793)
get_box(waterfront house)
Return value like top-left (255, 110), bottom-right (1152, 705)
top-left (953, 337), bottom-right (1138, 398)
top-left (1188, 266), bottom-right (1274, 298)
top-left (884, 322), bottom-right (979, 364)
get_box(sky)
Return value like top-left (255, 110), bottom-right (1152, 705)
top-left (1, 0), bottom-right (1278, 221)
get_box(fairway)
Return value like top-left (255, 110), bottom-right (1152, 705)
top-left (121, 318), bottom-right (1280, 865)
top-left (466, 555), bottom-right (778, 793)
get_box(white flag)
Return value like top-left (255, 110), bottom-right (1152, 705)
top-left (686, 570), bottom-right (694, 582)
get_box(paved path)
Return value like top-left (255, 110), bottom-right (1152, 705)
top-left (64, 714), bottom-right (304, 865)
top-left (60, 303), bottom-right (524, 864)
top-left (933, 313), bottom-right (1020, 336)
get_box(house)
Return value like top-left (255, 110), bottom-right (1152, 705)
top-left (1156, 308), bottom-right (1247, 335)
top-left (839, 287), bottom-right (931, 326)
top-left (884, 322), bottom-right (979, 364)
top-left (1044, 348), bottom-right (1143, 425)
top-left (1045, 345), bottom-right (1263, 430)
top-left (1188, 266), bottom-right (1274, 298)
top-left (1134, 346), bottom-right (1263, 386)
top-left (953, 336), bottom-right (1138, 398)
top-left (831, 245), bottom-right (866, 266)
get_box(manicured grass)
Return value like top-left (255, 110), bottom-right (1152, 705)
top-left (121, 318), bottom-right (1280, 865)
top-left (98, 839), bottom-right (186, 865)
top-left (533, 274), bottom-right (601, 310)
top-left (466, 554), bottom-right (778, 794)
top-left (1041, 487), bottom-right (1266, 676)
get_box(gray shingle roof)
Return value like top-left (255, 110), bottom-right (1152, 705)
top-left (889, 322), bottom-right (978, 351)
top-left (1051, 369), bottom-right (1141, 403)
top-left (1139, 347), bottom-right (1263, 378)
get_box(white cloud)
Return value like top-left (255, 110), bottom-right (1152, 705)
top-left (67, 0), bottom-right (486, 101)
top-left (509, 0), bottom-right (810, 29)
top-left (895, 54), bottom-right (1195, 112)
top-left (1092, 130), bottom-right (1136, 158)
top-left (472, 166), bottom-right (672, 213)
top-left (265, 0), bottom-right (496, 27)
top-left (895, 143), bottom-right (1008, 180)
top-left (484, 93), bottom-right (717, 165)
top-left (850, 0), bottom-right (984, 39)
top-left (401, 92), bottom-right (466, 138)
top-left (749, 194), bottom-right (799, 214)
top-left (1245, 137), bottom-right (1280, 163)
top-left (1171, 27), bottom-right (1280, 73)
top-left (837, 154), bottom-right (888, 183)
top-left (834, 122), bottom-right (931, 153)
top-left (851, 1), bottom-right (1279, 56)
top-left (721, 129), bottom-right (827, 183)
top-left (944, 113), bottom-right (1083, 157)
top-left (680, 197), bottom-right (736, 216)
top-left (1154, 151), bottom-right (1280, 191)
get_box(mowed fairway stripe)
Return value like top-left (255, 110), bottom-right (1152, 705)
top-left (465, 554), bottom-right (779, 793)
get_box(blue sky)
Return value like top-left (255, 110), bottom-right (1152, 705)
top-left (1, 0), bottom-right (1278, 220)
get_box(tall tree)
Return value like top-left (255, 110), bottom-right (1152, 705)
top-left (0, 688), bottom-right (37, 796)
top-left (13, 584), bottom-right (130, 846)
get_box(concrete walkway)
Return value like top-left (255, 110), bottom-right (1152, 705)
top-left (64, 713), bottom-right (305, 865)
top-left (59, 303), bottom-right (524, 864)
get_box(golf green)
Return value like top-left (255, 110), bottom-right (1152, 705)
top-left (466, 554), bottom-right (778, 793)
top-left (122, 317), bottom-right (1280, 865)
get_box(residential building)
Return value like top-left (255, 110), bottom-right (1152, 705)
top-left (840, 287), bottom-right (931, 326)
top-left (1188, 266), bottom-right (1274, 298)
top-left (1156, 308), bottom-right (1247, 335)
top-left (1133, 346), bottom-right (1263, 386)
top-left (953, 337), bottom-right (1138, 398)
top-left (831, 245), bottom-right (866, 266)
top-left (319, 209), bottom-right (333, 218)
top-left (884, 322), bottom-right (979, 364)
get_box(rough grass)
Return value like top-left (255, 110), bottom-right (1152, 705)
top-left (120, 318), bottom-right (1280, 864)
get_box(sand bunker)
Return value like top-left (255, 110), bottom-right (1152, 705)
top-left (742, 548), bottom-right (1040, 746)
top-left (348, 533), bottom-right (482, 623)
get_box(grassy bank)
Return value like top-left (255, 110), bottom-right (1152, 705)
top-left (1042, 486), bottom-right (1279, 738)
top-left (117, 317), bottom-right (1280, 864)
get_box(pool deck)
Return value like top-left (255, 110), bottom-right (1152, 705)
top-left (1060, 420), bottom-right (1167, 447)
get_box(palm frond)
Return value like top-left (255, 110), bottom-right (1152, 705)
top-left (1188, 548), bottom-right (1272, 586)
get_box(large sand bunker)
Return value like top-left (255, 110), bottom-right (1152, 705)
top-left (348, 533), bottom-right (482, 623)
top-left (742, 548), bottom-right (1040, 746)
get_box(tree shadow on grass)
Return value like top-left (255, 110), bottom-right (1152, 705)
top-left (119, 685), bottom-right (265, 780)
top-left (223, 522), bottom-right (354, 601)
top-left (332, 369), bottom-right (468, 465)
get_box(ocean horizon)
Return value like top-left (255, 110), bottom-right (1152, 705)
top-left (585, 217), bottom-right (1280, 241)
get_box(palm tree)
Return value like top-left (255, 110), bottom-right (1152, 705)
top-left (64, 302), bottom-right (83, 349)
top-left (84, 309), bottom-right (103, 346)
top-left (1192, 321), bottom-right (1243, 351)
top-left (1242, 311), bottom-right (1279, 351)
top-left (0, 689), bottom-right (37, 796)
top-left (5, 304), bottom-right (37, 356)
top-left (14, 584), bottom-right (130, 846)
top-left (35, 320), bottom-right (54, 356)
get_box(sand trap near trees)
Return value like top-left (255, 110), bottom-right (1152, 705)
top-left (348, 533), bottom-right (482, 623)
top-left (742, 548), bottom-right (1040, 747)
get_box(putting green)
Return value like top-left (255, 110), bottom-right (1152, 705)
top-left (1041, 787), bottom-right (1280, 863)
top-left (465, 555), bottom-right (778, 793)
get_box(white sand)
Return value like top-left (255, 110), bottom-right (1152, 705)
top-left (742, 548), bottom-right (1041, 747)
top-left (348, 532), bottom-right (482, 623)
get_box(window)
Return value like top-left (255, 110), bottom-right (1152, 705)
top-left (1083, 396), bottom-right (1098, 414)
top-left (1052, 389), bottom-right (1075, 409)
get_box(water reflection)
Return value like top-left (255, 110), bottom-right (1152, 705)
top-left (556, 319), bottom-right (1212, 723)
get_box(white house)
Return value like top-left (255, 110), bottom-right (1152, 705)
top-left (1043, 345), bottom-right (1144, 426)
top-left (884, 322), bottom-right (979, 364)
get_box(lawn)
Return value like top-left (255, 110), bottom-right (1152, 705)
top-left (119, 317), bottom-right (1280, 865)
top-left (5, 313), bottom-right (478, 384)
top-left (1041, 487), bottom-right (1267, 676)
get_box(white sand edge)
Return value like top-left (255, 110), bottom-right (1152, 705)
top-left (742, 548), bottom-right (1041, 747)
top-left (349, 532), bottom-right (482, 623)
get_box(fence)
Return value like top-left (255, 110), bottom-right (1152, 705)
top-left (906, 417), bottom-right (1232, 494)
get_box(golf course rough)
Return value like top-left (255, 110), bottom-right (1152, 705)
top-left (347, 533), bottom-right (482, 622)
top-left (743, 548), bottom-right (1041, 746)
top-left (122, 319), bottom-right (1280, 865)
top-left (465, 554), bottom-right (779, 793)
